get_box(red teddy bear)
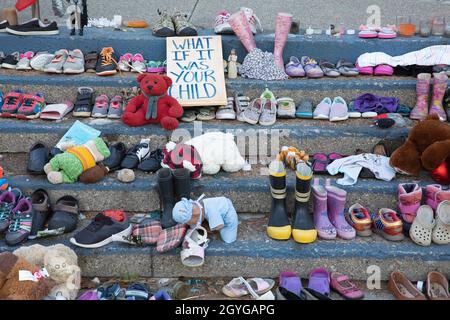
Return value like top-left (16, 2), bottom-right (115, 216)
top-left (122, 73), bottom-right (183, 130)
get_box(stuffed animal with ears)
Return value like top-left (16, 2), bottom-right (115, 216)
top-left (122, 73), bottom-right (184, 130)
top-left (390, 114), bottom-right (450, 176)
top-left (276, 146), bottom-right (310, 170)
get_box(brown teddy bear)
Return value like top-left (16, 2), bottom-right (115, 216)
top-left (0, 252), bottom-right (54, 300)
top-left (121, 73), bottom-right (184, 130)
top-left (389, 114), bottom-right (450, 176)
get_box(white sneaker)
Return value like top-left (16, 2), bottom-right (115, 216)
top-left (131, 54), bottom-right (146, 73)
top-left (214, 10), bottom-right (233, 34)
top-left (30, 52), bottom-right (55, 71)
top-left (118, 53), bottom-right (133, 72)
top-left (240, 7), bottom-right (263, 34)
top-left (135, 139), bottom-right (151, 162)
top-left (16, 51), bottom-right (35, 70)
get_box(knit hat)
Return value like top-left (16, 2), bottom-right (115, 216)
top-left (84, 138), bottom-right (111, 162)
top-left (172, 198), bottom-right (195, 224)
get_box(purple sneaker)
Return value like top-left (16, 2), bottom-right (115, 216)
top-left (329, 96), bottom-right (349, 122)
top-left (325, 179), bottom-right (356, 240)
top-left (285, 56), bottom-right (305, 77)
top-left (397, 183), bottom-right (422, 224)
top-left (313, 97), bottom-right (332, 119)
top-left (301, 56), bottom-right (324, 78)
top-left (312, 178), bottom-right (336, 240)
top-left (5, 198), bottom-right (33, 246)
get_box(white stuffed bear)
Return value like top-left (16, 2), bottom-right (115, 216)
top-left (13, 244), bottom-right (81, 300)
top-left (185, 132), bottom-right (246, 175)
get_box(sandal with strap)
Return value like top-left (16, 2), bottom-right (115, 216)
top-left (72, 87), bottom-right (94, 117)
top-left (330, 272), bottom-right (365, 300)
top-left (222, 277), bottom-right (275, 299)
top-left (181, 226), bottom-right (209, 267)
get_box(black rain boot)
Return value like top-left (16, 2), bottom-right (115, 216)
top-left (157, 168), bottom-right (177, 229)
top-left (267, 160), bottom-right (291, 240)
top-left (292, 161), bottom-right (317, 243)
top-left (173, 168), bottom-right (191, 201)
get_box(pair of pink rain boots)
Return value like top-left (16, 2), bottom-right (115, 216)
top-left (398, 183), bottom-right (450, 225)
top-left (311, 178), bottom-right (356, 240)
top-left (410, 73), bottom-right (449, 122)
top-left (228, 10), bottom-right (292, 69)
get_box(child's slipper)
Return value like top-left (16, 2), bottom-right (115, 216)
top-left (311, 153), bottom-right (328, 173)
top-left (336, 60), bottom-right (359, 76)
top-left (330, 272), bottom-right (365, 300)
top-left (355, 61), bottom-right (374, 76)
top-left (40, 101), bottom-right (74, 120)
top-left (319, 60), bottom-right (340, 77)
top-left (308, 268), bottom-right (330, 296)
top-left (27, 142), bottom-right (50, 175)
top-left (222, 277), bottom-right (275, 298)
top-left (295, 99), bottom-right (313, 118)
top-left (196, 107), bottom-right (216, 121)
top-left (275, 271), bottom-right (302, 300)
top-left (285, 56), bottom-right (306, 77)
top-left (374, 64), bottom-right (394, 76)
top-left (181, 109), bottom-right (197, 122)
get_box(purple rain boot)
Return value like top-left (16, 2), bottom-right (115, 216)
top-left (410, 73), bottom-right (431, 121)
top-left (429, 72), bottom-right (448, 121)
top-left (312, 178), bottom-right (337, 240)
top-left (325, 179), bottom-right (356, 240)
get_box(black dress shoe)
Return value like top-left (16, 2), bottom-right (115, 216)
top-left (138, 149), bottom-right (164, 173)
top-left (27, 142), bottom-right (50, 175)
top-left (103, 142), bottom-right (126, 171)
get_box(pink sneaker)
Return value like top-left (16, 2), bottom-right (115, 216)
top-left (397, 183), bottom-right (422, 224)
top-left (119, 53), bottom-right (133, 72)
top-left (425, 184), bottom-right (450, 211)
top-left (214, 10), bottom-right (233, 34)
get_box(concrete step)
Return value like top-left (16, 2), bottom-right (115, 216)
top-left (1, 216), bottom-right (448, 281)
top-left (0, 115), bottom-right (411, 156)
top-left (3, 169), bottom-right (433, 213)
top-left (0, 69), bottom-right (440, 108)
top-left (0, 27), bottom-right (447, 64)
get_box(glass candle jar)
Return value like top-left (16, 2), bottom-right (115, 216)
top-left (431, 17), bottom-right (445, 36)
top-left (397, 16), bottom-right (416, 37)
top-left (445, 17), bottom-right (450, 37)
top-left (419, 19), bottom-right (431, 37)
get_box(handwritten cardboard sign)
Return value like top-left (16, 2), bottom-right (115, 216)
top-left (166, 35), bottom-right (227, 107)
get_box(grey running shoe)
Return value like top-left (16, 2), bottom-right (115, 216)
top-left (242, 98), bottom-right (262, 125)
top-left (30, 52), bottom-right (54, 71)
top-left (44, 49), bottom-right (68, 74)
top-left (63, 49), bottom-right (85, 74)
top-left (107, 95), bottom-right (124, 119)
top-left (16, 51), bottom-right (34, 70)
top-left (91, 94), bottom-right (109, 118)
top-left (172, 11), bottom-right (197, 36)
top-left (152, 9), bottom-right (175, 37)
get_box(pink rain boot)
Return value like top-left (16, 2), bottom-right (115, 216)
top-left (228, 10), bottom-right (257, 53)
top-left (429, 72), bottom-right (449, 121)
top-left (397, 183), bottom-right (422, 224)
top-left (273, 13), bottom-right (293, 69)
top-left (325, 179), bottom-right (356, 240)
top-left (410, 73), bottom-right (431, 121)
top-left (312, 178), bottom-right (337, 240)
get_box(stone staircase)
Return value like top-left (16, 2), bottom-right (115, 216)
top-left (0, 28), bottom-right (449, 282)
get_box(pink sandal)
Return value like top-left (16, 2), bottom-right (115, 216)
top-left (330, 272), bottom-right (365, 300)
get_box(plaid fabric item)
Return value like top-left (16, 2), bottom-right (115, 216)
top-left (162, 143), bottom-right (203, 179)
top-left (132, 219), bottom-right (162, 244)
top-left (156, 223), bottom-right (188, 253)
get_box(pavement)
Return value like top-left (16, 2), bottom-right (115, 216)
top-left (3, 0), bottom-right (450, 31)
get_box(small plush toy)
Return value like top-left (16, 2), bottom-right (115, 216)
top-left (14, 244), bottom-right (81, 300)
top-left (44, 137), bottom-right (110, 184)
top-left (0, 252), bottom-right (54, 300)
top-left (390, 114), bottom-right (450, 176)
top-left (122, 73), bottom-right (184, 130)
top-left (184, 132), bottom-right (246, 175)
top-left (277, 146), bottom-right (310, 170)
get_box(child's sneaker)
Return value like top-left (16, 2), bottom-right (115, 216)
top-left (30, 51), bottom-right (54, 71)
top-left (107, 95), bottom-right (124, 119)
top-left (63, 49), bottom-right (85, 74)
top-left (96, 47), bottom-right (119, 76)
top-left (345, 203), bottom-right (372, 237)
top-left (425, 184), bottom-right (450, 211)
top-left (214, 10), bottom-right (233, 34)
top-left (121, 139), bottom-right (151, 169)
top-left (44, 49), bottom-right (68, 74)
top-left (152, 9), bottom-right (176, 37)
top-left (371, 208), bottom-right (404, 241)
top-left (239, 7), bottom-right (263, 34)
top-left (131, 54), bottom-right (146, 73)
top-left (16, 93), bottom-right (45, 120)
top-left (5, 198), bottom-right (33, 246)
top-left (118, 53), bottom-right (133, 72)
top-left (16, 51), bottom-right (34, 70)
top-left (397, 183), bottom-right (422, 225)
top-left (91, 94), bottom-right (109, 118)
top-left (0, 91), bottom-right (24, 117)
top-left (172, 10), bottom-right (197, 36)
top-left (0, 190), bottom-right (20, 233)
top-left (1, 52), bottom-right (20, 69)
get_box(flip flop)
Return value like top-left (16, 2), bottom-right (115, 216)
top-left (275, 271), bottom-right (302, 300)
top-left (330, 272), bottom-right (365, 300)
top-left (311, 153), bottom-right (328, 173)
top-left (308, 268), bottom-right (330, 296)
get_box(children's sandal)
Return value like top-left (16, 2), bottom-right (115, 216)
top-left (330, 272), bottom-right (365, 300)
top-left (180, 226), bottom-right (209, 267)
top-left (222, 277), bottom-right (275, 299)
